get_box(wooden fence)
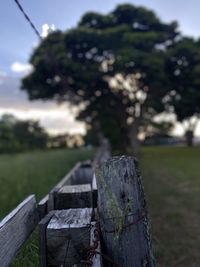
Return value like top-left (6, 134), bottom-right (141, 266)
top-left (0, 144), bottom-right (155, 267)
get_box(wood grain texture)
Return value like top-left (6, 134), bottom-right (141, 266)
top-left (95, 156), bottom-right (154, 267)
top-left (47, 208), bottom-right (92, 266)
top-left (39, 211), bottom-right (55, 267)
top-left (55, 184), bottom-right (92, 210)
top-left (0, 195), bottom-right (39, 267)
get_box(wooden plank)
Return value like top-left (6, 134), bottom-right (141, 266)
top-left (46, 208), bottom-right (92, 266)
top-left (55, 184), bottom-right (92, 210)
top-left (47, 162), bottom-right (81, 212)
top-left (39, 211), bottom-right (55, 267)
top-left (95, 156), bottom-right (155, 267)
top-left (0, 195), bottom-right (39, 267)
top-left (72, 161), bottom-right (93, 185)
top-left (38, 194), bottom-right (49, 220)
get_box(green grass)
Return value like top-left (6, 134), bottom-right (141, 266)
top-left (141, 146), bottom-right (200, 267)
top-left (0, 147), bottom-right (199, 267)
top-left (0, 148), bottom-right (94, 267)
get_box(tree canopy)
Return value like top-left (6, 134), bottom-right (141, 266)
top-left (166, 38), bottom-right (200, 145)
top-left (22, 4), bottom-right (195, 153)
top-left (0, 114), bottom-right (48, 153)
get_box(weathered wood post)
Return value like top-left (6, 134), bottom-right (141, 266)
top-left (46, 208), bottom-right (92, 266)
top-left (95, 156), bottom-right (155, 267)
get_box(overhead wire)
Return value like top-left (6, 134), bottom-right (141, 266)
top-left (13, 0), bottom-right (64, 83)
top-left (14, 0), bottom-right (42, 40)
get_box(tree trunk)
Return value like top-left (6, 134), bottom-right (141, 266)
top-left (185, 130), bottom-right (194, 147)
top-left (129, 119), bottom-right (140, 157)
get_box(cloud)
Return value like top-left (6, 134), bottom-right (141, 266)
top-left (41, 23), bottom-right (56, 38)
top-left (11, 62), bottom-right (33, 74)
top-left (0, 107), bottom-right (85, 135)
top-left (0, 75), bottom-right (85, 135)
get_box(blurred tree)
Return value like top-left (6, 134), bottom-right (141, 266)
top-left (142, 119), bottom-right (174, 138)
top-left (0, 114), bottom-right (19, 153)
top-left (48, 133), bottom-right (84, 148)
top-left (13, 120), bottom-right (48, 150)
top-left (0, 114), bottom-right (48, 153)
top-left (166, 38), bottom-right (200, 146)
top-left (22, 4), bottom-right (179, 155)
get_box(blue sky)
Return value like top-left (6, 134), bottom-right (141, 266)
top-left (1, 0), bottom-right (200, 75)
top-left (0, 0), bottom-right (200, 135)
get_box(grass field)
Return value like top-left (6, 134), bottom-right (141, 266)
top-left (0, 147), bottom-right (199, 266)
top-left (141, 147), bottom-right (200, 267)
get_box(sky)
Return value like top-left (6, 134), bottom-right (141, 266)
top-left (0, 0), bottom-right (200, 135)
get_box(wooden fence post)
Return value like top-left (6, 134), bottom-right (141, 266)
top-left (46, 208), bottom-right (92, 266)
top-left (95, 156), bottom-right (155, 267)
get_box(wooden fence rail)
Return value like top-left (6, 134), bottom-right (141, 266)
top-left (0, 195), bottom-right (39, 267)
top-left (0, 144), bottom-right (154, 267)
